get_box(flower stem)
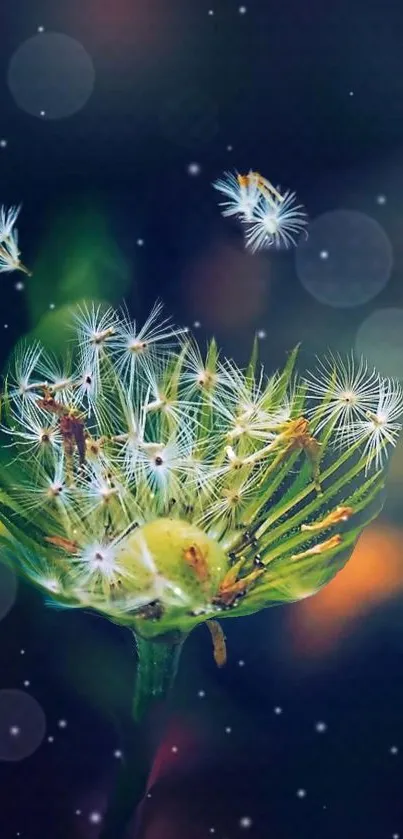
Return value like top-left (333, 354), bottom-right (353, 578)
top-left (99, 631), bottom-right (186, 839)
top-left (132, 631), bottom-right (185, 721)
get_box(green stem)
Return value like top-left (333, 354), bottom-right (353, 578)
top-left (99, 631), bottom-right (186, 839)
top-left (132, 631), bottom-right (185, 721)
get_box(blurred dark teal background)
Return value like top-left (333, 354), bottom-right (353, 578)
top-left (1, 0), bottom-right (403, 837)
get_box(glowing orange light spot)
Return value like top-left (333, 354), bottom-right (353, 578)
top-left (288, 525), bottom-right (403, 657)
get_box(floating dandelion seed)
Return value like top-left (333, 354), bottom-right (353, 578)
top-left (244, 188), bottom-right (308, 252)
top-left (213, 170), bottom-right (261, 222)
top-left (0, 299), bottom-right (400, 839)
top-left (213, 170), bottom-right (308, 252)
top-left (0, 204), bottom-right (31, 276)
top-left (0, 205), bottom-right (20, 244)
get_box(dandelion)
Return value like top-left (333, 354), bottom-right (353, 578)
top-left (74, 304), bottom-right (118, 366)
top-left (213, 170), bottom-right (308, 252)
top-left (35, 352), bottom-right (74, 405)
top-left (3, 404), bottom-right (62, 462)
top-left (244, 189), bottom-right (308, 252)
top-left (14, 458), bottom-right (72, 516)
top-left (0, 205), bottom-right (31, 276)
top-left (112, 301), bottom-right (189, 391)
top-left (6, 341), bottom-right (44, 410)
top-left (70, 540), bottom-right (127, 591)
top-left (181, 337), bottom-right (227, 400)
top-left (305, 353), bottom-right (383, 441)
top-left (0, 204), bottom-right (20, 244)
top-left (347, 378), bottom-right (403, 471)
top-left (0, 302), bottom-right (400, 839)
top-left (213, 170), bottom-right (261, 222)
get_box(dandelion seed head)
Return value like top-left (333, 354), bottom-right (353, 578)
top-left (1, 301), bottom-right (401, 636)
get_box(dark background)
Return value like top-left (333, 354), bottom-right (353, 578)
top-left (1, 0), bottom-right (403, 837)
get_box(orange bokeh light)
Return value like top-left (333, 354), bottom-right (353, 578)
top-left (288, 525), bottom-right (403, 657)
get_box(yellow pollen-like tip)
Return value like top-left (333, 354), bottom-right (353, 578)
top-left (291, 534), bottom-right (342, 561)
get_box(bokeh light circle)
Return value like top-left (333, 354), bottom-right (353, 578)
top-left (0, 690), bottom-right (46, 761)
top-left (7, 33), bottom-right (95, 120)
top-left (159, 86), bottom-right (218, 149)
top-left (295, 210), bottom-right (393, 307)
top-left (0, 562), bottom-right (17, 621)
top-left (355, 308), bottom-right (403, 380)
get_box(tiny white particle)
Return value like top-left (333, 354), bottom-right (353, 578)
top-left (0, 139), bottom-right (7, 148)
top-left (58, 719), bottom-right (67, 729)
top-left (390, 745), bottom-right (399, 755)
top-left (114, 749), bottom-right (123, 759)
top-left (227, 144), bottom-right (233, 151)
top-left (274, 706), bottom-right (283, 715)
top-left (257, 329), bottom-right (266, 339)
top-left (4, 323), bottom-right (8, 328)
top-left (23, 680), bottom-right (30, 687)
top-left (198, 690), bottom-right (206, 698)
top-left (225, 726), bottom-right (232, 734)
top-left (171, 745), bottom-right (178, 753)
top-left (38, 25), bottom-right (45, 32)
top-left (136, 238), bottom-right (144, 246)
top-left (393, 833), bottom-right (399, 838)
top-left (89, 812), bottom-right (102, 824)
top-left (147, 792), bottom-right (152, 799)
top-left (47, 736), bottom-right (54, 743)
top-left (208, 9), bottom-right (214, 15)
top-left (315, 721), bottom-right (327, 733)
top-left (10, 725), bottom-right (20, 737)
top-left (296, 789), bottom-right (307, 798)
top-left (75, 810), bottom-right (81, 816)
top-left (238, 659), bottom-right (245, 667)
top-left (15, 282), bottom-right (25, 291)
top-left (239, 5), bottom-right (247, 12)
top-left (319, 250), bottom-right (329, 260)
top-left (187, 162), bottom-right (201, 176)
top-left (193, 320), bottom-right (201, 328)
top-left (240, 816), bottom-right (252, 828)
top-left (20, 649), bottom-right (25, 655)
top-left (209, 830), bottom-right (216, 835)
top-left (49, 303), bottom-right (55, 310)
top-left (40, 110), bottom-right (46, 117)
top-left (376, 194), bottom-right (386, 205)
top-left (349, 90), bottom-right (354, 96)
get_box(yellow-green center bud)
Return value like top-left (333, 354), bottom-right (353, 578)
top-left (116, 518), bottom-right (229, 637)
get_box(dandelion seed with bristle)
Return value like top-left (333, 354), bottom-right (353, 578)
top-left (304, 353), bottom-right (384, 442)
top-left (347, 378), bottom-right (403, 472)
top-left (244, 187), bottom-right (308, 252)
top-left (0, 205), bottom-right (21, 244)
top-left (112, 301), bottom-right (189, 391)
top-left (0, 204), bottom-right (31, 276)
top-left (213, 170), bottom-right (262, 221)
top-left (1, 302), bottom-right (401, 839)
top-left (213, 170), bottom-right (308, 252)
